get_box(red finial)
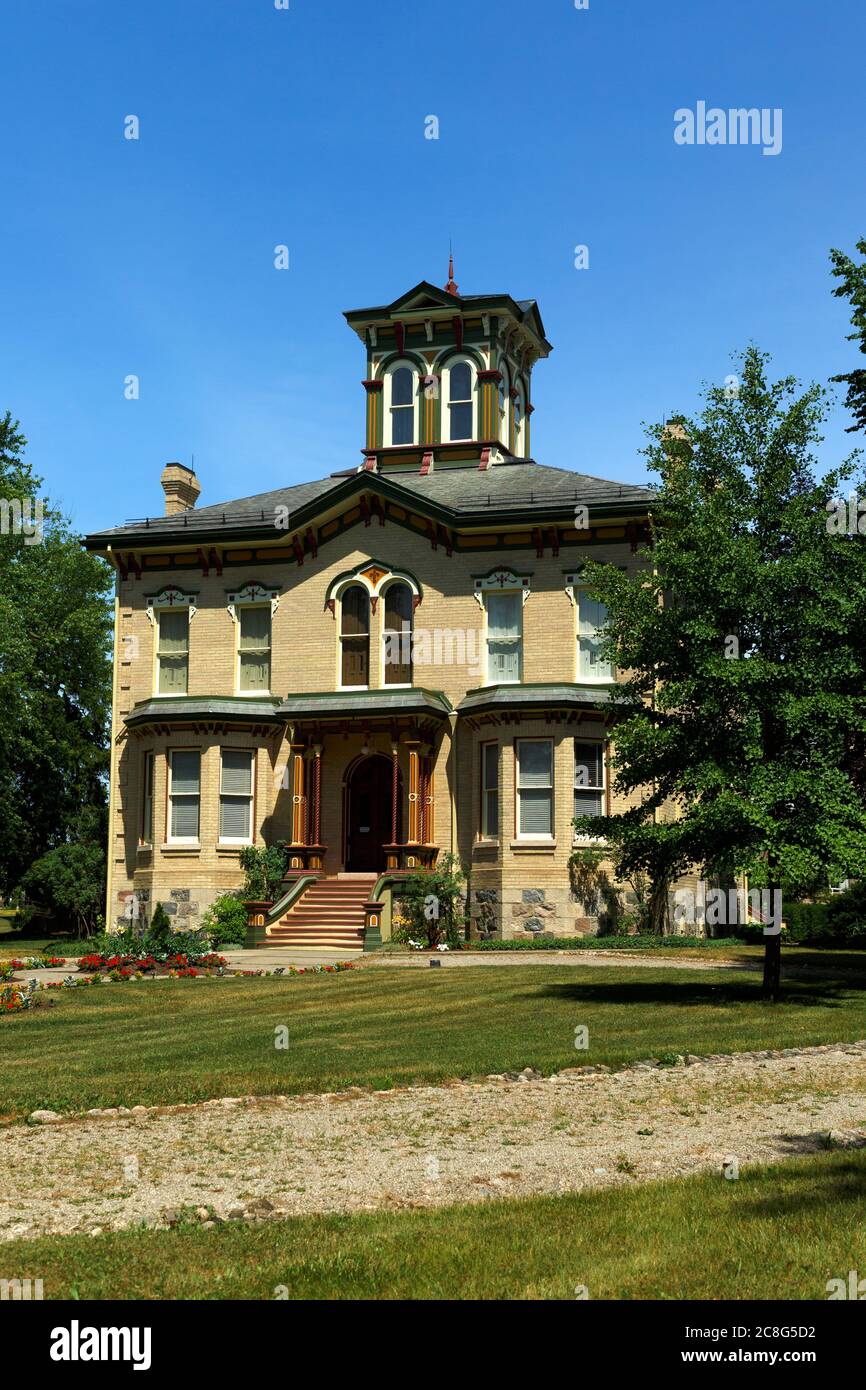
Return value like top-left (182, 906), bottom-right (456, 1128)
top-left (444, 249), bottom-right (459, 297)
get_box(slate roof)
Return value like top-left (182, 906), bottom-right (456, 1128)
top-left (83, 459), bottom-right (656, 550)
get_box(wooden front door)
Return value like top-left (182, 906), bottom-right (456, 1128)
top-left (345, 754), bottom-right (397, 872)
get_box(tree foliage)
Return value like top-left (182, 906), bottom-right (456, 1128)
top-left (0, 412), bottom-right (113, 896)
top-left (830, 236), bottom-right (866, 434)
top-left (579, 348), bottom-right (866, 994)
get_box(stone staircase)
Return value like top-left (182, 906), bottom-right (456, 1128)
top-left (267, 875), bottom-right (377, 950)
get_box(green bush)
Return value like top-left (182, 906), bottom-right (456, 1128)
top-left (467, 934), bottom-right (744, 951)
top-left (141, 901), bottom-right (174, 955)
top-left (393, 854), bottom-right (466, 948)
top-left (239, 844), bottom-right (288, 901)
top-left (201, 893), bottom-right (248, 947)
top-left (783, 902), bottom-right (833, 943)
top-left (825, 883), bottom-right (866, 943)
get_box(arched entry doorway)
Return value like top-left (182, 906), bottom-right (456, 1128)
top-left (344, 754), bottom-right (402, 872)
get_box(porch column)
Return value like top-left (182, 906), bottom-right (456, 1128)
top-left (424, 755), bottom-right (435, 844)
top-left (290, 742), bottom-right (307, 846)
top-left (390, 741), bottom-right (400, 844)
top-left (405, 738), bottom-right (421, 844)
top-left (312, 743), bottom-right (323, 847)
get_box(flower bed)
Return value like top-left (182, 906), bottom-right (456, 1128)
top-left (236, 961), bottom-right (357, 977)
top-left (1, 981), bottom-right (51, 1013)
top-left (77, 951), bottom-right (227, 975)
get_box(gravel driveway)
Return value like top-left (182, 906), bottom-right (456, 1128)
top-left (1, 1044), bottom-right (864, 1241)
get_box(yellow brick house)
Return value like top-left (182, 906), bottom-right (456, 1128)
top-left (83, 268), bottom-right (657, 948)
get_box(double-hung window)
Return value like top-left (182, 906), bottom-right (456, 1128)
top-left (481, 742), bottom-right (499, 838)
top-left (516, 740), bottom-right (553, 839)
top-left (168, 750), bottom-right (200, 843)
top-left (574, 741), bottom-right (605, 826)
top-left (157, 610), bottom-right (189, 694)
top-left (219, 750), bottom-right (254, 844)
top-left (140, 751), bottom-right (155, 846)
top-left (485, 592), bottom-right (522, 684)
top-left (577, 593), bottom-right (613, 680)
top-left (238, 605), bottom-right (271, 692)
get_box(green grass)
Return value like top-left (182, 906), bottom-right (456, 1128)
top-left (2, 964), bottom-right (865, 1120)
top-left (4, 1149), bottom-right (865, 1299)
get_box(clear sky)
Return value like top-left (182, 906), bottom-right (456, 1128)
top-left (1, 0), bottom-right (864, 536)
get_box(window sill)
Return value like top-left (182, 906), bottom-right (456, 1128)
top-left (136, 844), bottom-right (153, 856)
top-left (216, 842), bottom-right (250, 853)
top-left (573, 835), bottom-right (608, 847)
top-left (234, 691), bottom-right (273, 699)
top-left (510, 839), bottom-right (557, 852)
top-left (473, 838), bottom-right (500, 854)
top-left (161, 842), bottom-right (201, 854)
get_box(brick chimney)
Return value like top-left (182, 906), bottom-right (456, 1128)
top-left (160, 462), bottom-right (201, 515)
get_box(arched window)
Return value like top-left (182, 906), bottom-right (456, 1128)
top-left (382, 582), bottom-right (414, 686)
top-left (386, 364), bottom-right (416, 445)
top-left (447, 359), bottom-right (474, 441)
top-left (498, 363), bottom-right (511, 448)
top-left (513, 381), bottom-right (526, 456)
top-left (340, 585), bottom-right (370, 687)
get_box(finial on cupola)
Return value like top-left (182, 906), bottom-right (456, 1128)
top-left (444, 247), bottom-right (459, 297)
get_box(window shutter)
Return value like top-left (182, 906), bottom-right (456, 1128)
top-left (519, 790), bottom-right (552, 836)
top-left (574, 789), bottom-right (603, 820)
top-left (518, 741), bottom-right (552, 787)
top-left (240, 607), bottom-right (270, 649)
top-left (171, 798), bottom-right (200, 840)
top-left (221, 751), bottom-right (252, 795)
top-left (171, 752), bottom-right (200, 795)
top-left (159, 610), bottom-right (188, 654)
top-left (220, 796), bottom-right (250, 840)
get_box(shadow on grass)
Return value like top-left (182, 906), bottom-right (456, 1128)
top-left (741, 1153), bottom-right (866, 1220)
top-left (525, 979), bottom-right (859, 1008)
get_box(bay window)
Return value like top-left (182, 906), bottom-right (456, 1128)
top-left (168, 750), bottom-right (200, 843)
top-left (481, 741), bottom-right (499, 838)
top-left (219, 749), bottom-right (255, 844)
top-left (516, 739), bottom-right (553, 838)
top-left (574, 740), bottom-right (605, 824)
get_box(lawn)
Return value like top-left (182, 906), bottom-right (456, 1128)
top-left (4, 1149), bottom-right (864, 1300)
top-left (3, 964), bottom-right (865, 1121)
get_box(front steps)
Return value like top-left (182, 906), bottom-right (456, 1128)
top-left (268, 875), bottom-right (377, 950)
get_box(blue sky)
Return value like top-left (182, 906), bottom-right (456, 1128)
top-left (1, 0), bottom-right (864, 536)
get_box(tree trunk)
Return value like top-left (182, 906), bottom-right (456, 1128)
top-left (762, 884), bottom-right (782, 1001)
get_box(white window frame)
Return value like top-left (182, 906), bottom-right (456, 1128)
top-left (218, 748), bottom-right (255, 846)
top-left (154, 606), bottom-right (190, 696)
top-left (140, 751), bottom-right (155, 847)
top-left (573, 739), bottom-right (606, 842)
top-left (484, 590), bottom-right (523, 686)
top-left (576, 588), bottom-right (615, 682)
top-left (167, 749), bottom-right (201, 846)
top-left (235, 602), bottom-right (272, 695)
top-left (480, 740), bottom-right (500, 840)
top-left (384, 360), bottom-right (418, 447)
top-left (515, 738), bottom-right (554, 841)
top-left (442, 355), bottom-right (477, 442)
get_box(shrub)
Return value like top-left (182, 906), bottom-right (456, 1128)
top-left (783, 902), bottom-right (833, 943)
top-left (239, 844), bottom-right (288, 901)
top-left (201, 893), bottom-right (248, 948)
top-left (143, 902), bottom-right (175, 956)
top-left (393, 854), bottom-right (466, 948)
top-left (825, 883), bottom-right (866, 943)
